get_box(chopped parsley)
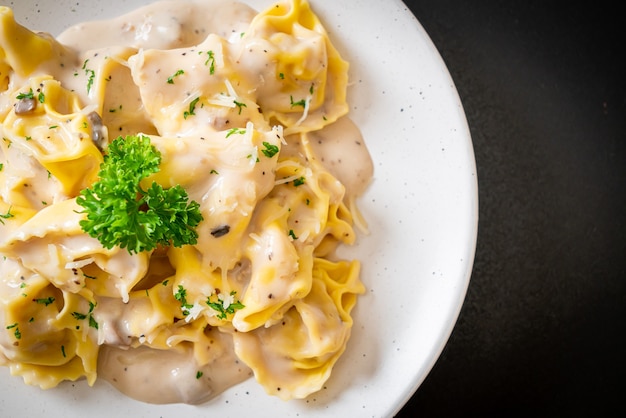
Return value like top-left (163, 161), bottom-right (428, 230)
top-left (184, 97), bottom-right (200, 119)
top-left (6, 323), bottom-right (20, 340)
top-left (16, 89), bottom-right (34, 100)
top-left (290, 95), bottom-right (306, 108)
top-left (167, 69), bottom-right (185, 84)
top-left (89, 302), bottom-right (98, 329)
top-left (206, 290), bottom-right (244, 320)
top-left (71, 312), bottom-right (87, 320)
top-left (225, 127), bottom-right (246, 138)
top-left (89, 315), bottom-right (98, 330)
top-left (261, 141), bottom-right (279, 158)
top-left (174, 285), bottom-right (193, 315)
top-left (200, 50), bottom-right (216, 74)
top-left (0, 206), bottom-right (14, 225)
top-left (82, 59), bottom-right (95, 94)
top-left (233, 99), bottom-right (247, 115)
top-left (72, 301), bottom-right (98, 329)
top-left (33, 296), bottom-right (55, 306)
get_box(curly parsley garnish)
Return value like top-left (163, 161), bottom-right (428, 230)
top-left (76, 135), bottom-right (203, 254)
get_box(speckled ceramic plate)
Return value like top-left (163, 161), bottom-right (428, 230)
top-left (0, 0), bottom-right (478, 416)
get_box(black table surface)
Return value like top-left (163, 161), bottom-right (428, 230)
top-left (395, 1), bottom-right (625, 417)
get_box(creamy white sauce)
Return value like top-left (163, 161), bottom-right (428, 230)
top-left (98, 338), bottom-right (252, 404)
top-left (307, 116), bottom-right (373, 197)
top-left (57, 0), bottom-right (256, 49)
top-left (5, 0), bottom-right (373, 403)
top-left (53, 0), bottom-right (373, 199)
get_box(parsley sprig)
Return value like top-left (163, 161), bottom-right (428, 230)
top-left (77, 135), bottom-right (204, 254)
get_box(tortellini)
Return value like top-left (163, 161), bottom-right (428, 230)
top-left (0, 0), bottom-right (369, 403)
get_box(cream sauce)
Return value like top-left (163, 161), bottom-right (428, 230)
top-left (50, 2), bottom-right (263, 401)
top-left (7, 0), bottom-right (372, 404)
top-left (57, 0), bottom-right (257, 50)
top-left (307, 116), bottom-right (373, 198)
top-left (98, 338), bottom-right (252, 404)
top-left (54, 0), bottom-right (373, 199)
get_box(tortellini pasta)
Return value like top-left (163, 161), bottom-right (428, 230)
top-left (0, 0), bottom-right (370, 404)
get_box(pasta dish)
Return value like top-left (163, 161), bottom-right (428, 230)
top-left (0, 0), bottom-right (372, 404)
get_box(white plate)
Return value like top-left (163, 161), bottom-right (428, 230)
top-left (0, 0), bottom-right (478, 416)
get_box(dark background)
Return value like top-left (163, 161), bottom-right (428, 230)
top-left (395, 1), bottom-right (625, 417)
